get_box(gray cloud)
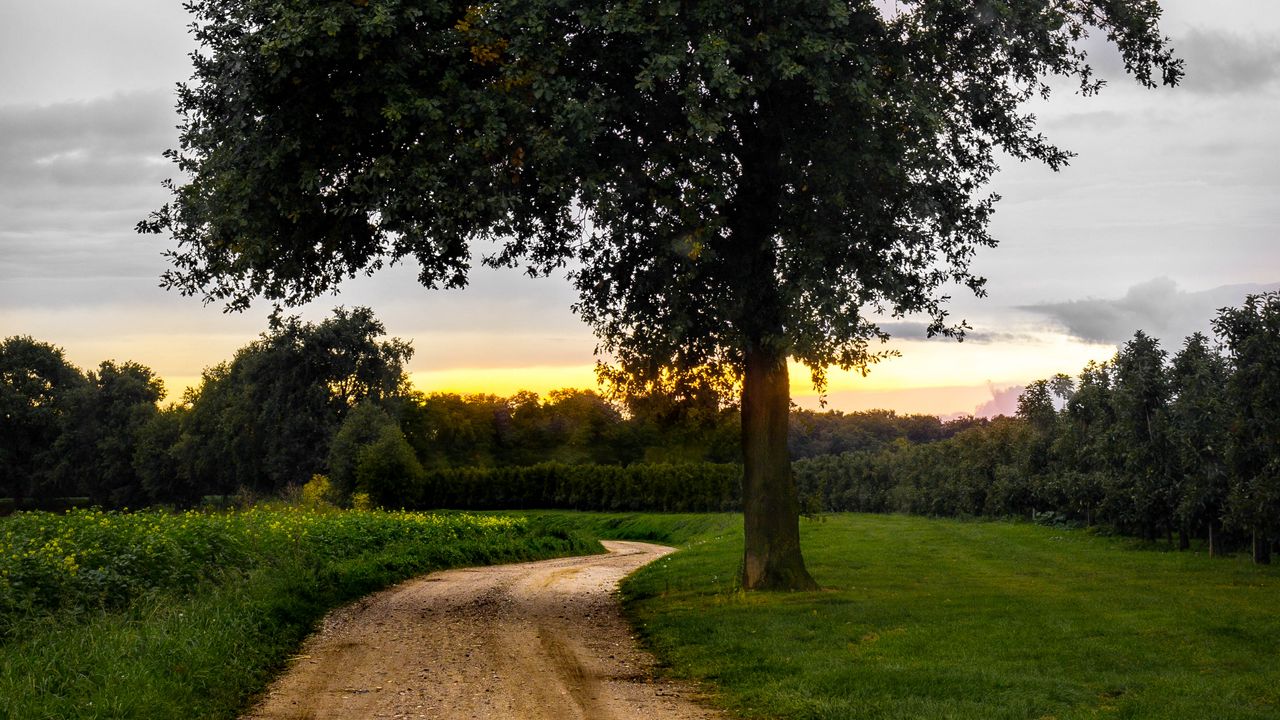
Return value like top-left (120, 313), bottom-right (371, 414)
top-left (1177, 28), bottom-right (1280, 94)
top-left (1041, 110), bottom-right (1130, 134)
top-left (0, 92), bottom-right (179, 287)
top-left (1021, 277), bottom-right (1280, 347)
top-left (1068, 24), bottom-right (1280, 96)
top-left (0, 91), bottom-right (176, 192)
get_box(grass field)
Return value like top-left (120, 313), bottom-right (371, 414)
top-left (0, 507), bottom-right (598, 719)
top-left (591, 513), bottom-right (1280, 720)
top-left (4, 508), bottom-right (1277, 719)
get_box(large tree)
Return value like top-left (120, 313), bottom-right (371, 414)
top-left (142, 0), bottom-right (1181, 589)
top-left (174, 307), bottom-right (413, 496)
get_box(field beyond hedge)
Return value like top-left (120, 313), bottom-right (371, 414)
top-left (0, 507), bottom-right (597, 719)
top-left (603, 513), bottom-right (1280, 720)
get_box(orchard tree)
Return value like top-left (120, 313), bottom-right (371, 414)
top-left (1214, 293), bottom-right (1280, 564)
top-left (1058, 360), bottom-right (1114, 526)
top-left (1168, 332), bottom-right (1228, 554)
top-left (1109, 331), bottom-right (1173, 542)
top-left (141, 0), bottom-right (1181, 589)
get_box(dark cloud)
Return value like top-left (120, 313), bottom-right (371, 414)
top-left (1177, 29), bottom-right (1280, 94)
top-left (875, 321), bottom-right (1037, 345)
top-left (1021, 278), bottom-right (1280, 347)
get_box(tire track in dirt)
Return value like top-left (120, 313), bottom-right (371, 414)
top-left (242, 541), bottom-right (722, 720)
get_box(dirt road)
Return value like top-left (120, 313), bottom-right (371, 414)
top-left (243, 541), bottom-right (723, 720)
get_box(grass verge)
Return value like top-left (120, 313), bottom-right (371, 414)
top-left (0, 508), bottom-right (598, 719)
top-left (598, 513), bottom-right (1280, 720)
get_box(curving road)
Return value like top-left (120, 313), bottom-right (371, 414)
top-left (242, 541), bottom-right (722, 720)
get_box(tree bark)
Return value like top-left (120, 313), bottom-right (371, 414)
top-left (1208, 520), bottom-right (1218, 558)
top-left (740, 341), bottom-right (819, 591)
top-left (1253, 531), bottom-right (1272, 565)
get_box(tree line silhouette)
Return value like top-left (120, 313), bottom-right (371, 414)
top-left (2, 293), bottom-right (1276, 565)
top-left (0, 307), bottom-right (959, 511)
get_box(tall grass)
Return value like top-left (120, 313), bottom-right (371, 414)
top-left (0, 507), bottom-right (598, 719)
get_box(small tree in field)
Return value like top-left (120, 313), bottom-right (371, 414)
top-left (142, 0), bottom-right (1181, 589)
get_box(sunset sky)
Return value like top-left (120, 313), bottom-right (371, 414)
top-left (2, 1), bottom-right (1277, 417)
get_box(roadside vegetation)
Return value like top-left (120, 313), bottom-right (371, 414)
top-left (0, 506), bottom-right (596, 719)
top-left (586, 512), bottom-right (1280, 720)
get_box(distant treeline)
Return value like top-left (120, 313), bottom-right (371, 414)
top-left (0, 307), bottom-right (968, 511)
top-left (5, 293), bottom-right (1277, 565)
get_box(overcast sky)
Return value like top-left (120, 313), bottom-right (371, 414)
top-left (1, 0), bottom-right (1277, 417)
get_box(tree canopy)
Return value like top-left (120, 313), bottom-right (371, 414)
top-left (141, 0), bottom-right (1182, 588)
top-left (143, 0), bottom-right (1181, 385)
top-left (176, 307), bottom-right (414, 494)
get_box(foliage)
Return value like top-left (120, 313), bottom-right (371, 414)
top-left (299, 474), bottom-right (339, 508)
top-left (50, 360), bottom-right (166, 507)
top-left (5, 321), bottom-right (983, 512)
top-left (327, 400), bottom-right (404, 501)
top-left (788, 296), bottom-right (1280, 562)
top-left (0, 337), bottom-right (86, 502)
top-left (355, 421), bottom-right (425, 507)
top-left (174, 307), bottom-right (413, 496)
top-left (1106, 331), bottom-right (1174, 540)
top-left (419, 462), bottom-right (742, 513)
top-left (1169, 333), bottom-right (1229, 549)
top-left (1214, 292), bottom-right (1280, 558)
top-left (0, 507), bottom-right (540, 635)
top-left (143, 0), bottom-right (1182, 386)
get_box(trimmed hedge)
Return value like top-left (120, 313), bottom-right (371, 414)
top-left (415, 462), bottom-right (742, 512)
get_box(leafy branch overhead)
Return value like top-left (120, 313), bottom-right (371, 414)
top-left (140, 0), bottom-right (1182, 391)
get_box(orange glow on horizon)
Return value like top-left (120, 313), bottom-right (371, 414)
top-left (144, 331), bottom-right (1120, 415)
top-left (408, 365), bottom-right (601, 398)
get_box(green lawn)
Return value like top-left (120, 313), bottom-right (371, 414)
top-left (595, 513), bottom-right (1280, 720)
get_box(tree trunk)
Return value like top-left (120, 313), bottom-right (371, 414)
top-left (1253, 531), bottom-right (1272, 565)
top-left (1208, 520), bottom-right (1218, 558)
top-left (740, 341), bottom-right (818, 591)
top-left (1178, 526), bottom-right (1190, 551)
